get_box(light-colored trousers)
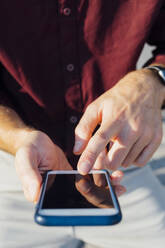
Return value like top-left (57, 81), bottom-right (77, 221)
top-left (0, 150), bottom-right (165, 248)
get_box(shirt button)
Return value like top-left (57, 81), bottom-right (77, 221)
top-left (63, 8), bottom-right (71, 16)
top-left (66, 64), bottom-right (74, 72)
top-left (70, 116), bottom-right (78, 124)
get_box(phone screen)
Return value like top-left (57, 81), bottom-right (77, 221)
top-left (41, 173), bottom-right (115, 209)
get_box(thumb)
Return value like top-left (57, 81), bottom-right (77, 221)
top-left (49, 144), bottom-right (73, 171)
top-left (73, 104), bottom-right (99, 154)
top-left (15, 145), bottom-right (42, 203)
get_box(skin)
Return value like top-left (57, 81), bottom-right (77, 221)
top-left (0, 67), bottom-right (164, 202)
top-left (0, 107), bottom-right (125, 203)
top-left (14, 131), bottom-right (72, 202)
top-left (73, 68), bottom-right (165, 174)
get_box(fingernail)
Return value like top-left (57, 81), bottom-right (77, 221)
top-left (112, 171), bottom-right (122, 179)
top-left (73, 141), bottom-right (83, 153)
top-left (112, 171), bottom-right (120, 176)
top-left (79, 161), bottom-right (91, 174)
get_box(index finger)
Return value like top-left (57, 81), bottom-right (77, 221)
top-left (77, 120), bottom-right (121, 174)
top-left (73, 104), bottom-right (99, 155)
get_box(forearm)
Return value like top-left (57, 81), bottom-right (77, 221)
top-left (0, 105), bottom-right (33, 155)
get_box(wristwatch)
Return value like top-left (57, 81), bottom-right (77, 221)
top-left (145, 66), bottom-right (165, 86)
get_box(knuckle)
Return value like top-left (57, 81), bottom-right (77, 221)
top-left (110, 164), bottom-right (119, 171)
top-left (81, 148), bottom-right (98, 165)
top-left (121, 127), bottom-right (139, 144)
top-left (99, 150), bottom-right (106, 159)
top-left (143, 128), bottom-right (153, 140)
top-left (122, 160), bottom-right (131, 167)
top-left (86, 103), bottom-right (96, 114)
top-left (128, 130), bottom-right (139, 142)
top-left (107, 160), bottom-right (119, 170)
top-left (154, 132), bottom-right (163, 145)
top-left (134, 159), bottom-right (146, 167)
top-left (85, 149), bottom-right (97, 161)
top-left (96, 130), bottom-right (108, 142)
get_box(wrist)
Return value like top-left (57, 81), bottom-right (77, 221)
top-left (15, 129), bottom-right (52, 154)
top-left (141, 68), bottom-right (165, 108)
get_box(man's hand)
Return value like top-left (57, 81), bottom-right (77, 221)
top-left (15, 131), bottom-right (125, 202)
top-left (74, 69), bottom-right (165, 174)
top-left (15, 130), bottom-right (72, 203)
top-left (0, 102), bottom-right (125, 204)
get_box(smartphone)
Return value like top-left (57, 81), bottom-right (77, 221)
top-left (34, 170), bottom-right (122, 226)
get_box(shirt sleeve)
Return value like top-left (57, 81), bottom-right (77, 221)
top-left (145, 2), bottom-right (165, 66)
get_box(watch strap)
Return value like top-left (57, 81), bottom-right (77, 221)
top-left (145, 66), bottom-right (165, 86)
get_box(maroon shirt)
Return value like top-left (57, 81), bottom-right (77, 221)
top-left (0, 1), bottom-right (165, 165)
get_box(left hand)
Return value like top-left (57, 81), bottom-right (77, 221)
top-left (15, 130), bottom-right (72, 203)
top-left (73, 69), bottom-right (165, 174)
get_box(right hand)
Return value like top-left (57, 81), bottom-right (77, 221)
top-left (15, 130), bottom-right (72, 203)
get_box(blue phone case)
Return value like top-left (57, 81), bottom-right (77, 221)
top-left (34, 170), bottom-right (122, 226)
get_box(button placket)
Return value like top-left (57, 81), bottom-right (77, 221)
top-left (70, 115), bottom-right (78, 124)
top-left (66, 63), bottom-right (74, 72)
top-left (58, 1), bottom-right (83, 151)
top-left (63, 8), bottom-right (71, 16)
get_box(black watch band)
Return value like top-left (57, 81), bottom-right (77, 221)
top-left (145, 66), bottom-right (165, 86)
